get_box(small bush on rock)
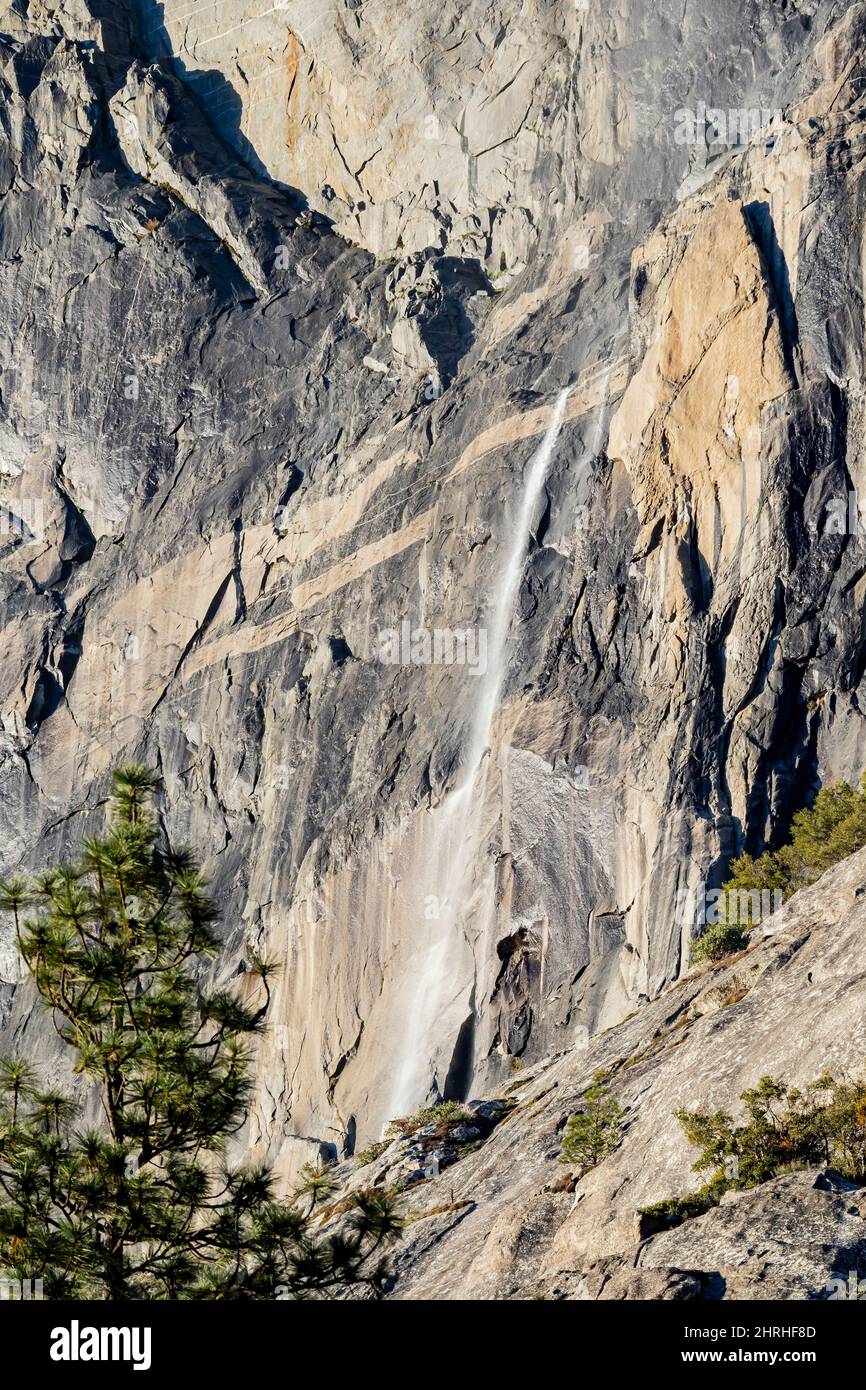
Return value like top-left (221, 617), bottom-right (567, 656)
top-left (691, 773), bottom-right (866, 965)
top-left (690, 922), bottom-right (749, 965)
top-left (385, 1101), bottom-right (470, 1139)
top-left (355, 1142), bottom-right (389, 1168)
top-left (641, 1071), bottom-right (866, 1229)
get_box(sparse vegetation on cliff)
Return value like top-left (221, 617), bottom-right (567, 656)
top-left (641, 1072), bottom-right (866, 1228)
top-left (385, 1100), bottom-right (471, 1139)
top-left (692, 775), bottom-right (866, 964)
top-left (690, 921), bottom-right (749, 964)
top-left (355, 1141), bottom-right (389, 1169)
top-left (729, 776), bottom-right (866, 900)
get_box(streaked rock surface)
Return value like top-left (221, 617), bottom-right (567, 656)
top-left (0, 0), bottom-right (865, 1187)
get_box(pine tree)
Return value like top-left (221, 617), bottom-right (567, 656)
top-left (0, 765), bottom-right (399, 1299)
top-left (560, 1079), bottom-right (624, 1168)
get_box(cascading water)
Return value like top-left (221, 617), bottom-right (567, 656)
top-left (386, 386), bottom-right (572, 1119)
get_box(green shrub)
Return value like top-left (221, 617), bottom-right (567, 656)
top-left (733, 775), bottom-right (866, 897)
top-left (690, 922), bottom-right (748, 965)
top-left (638, 1177), bottom-right (730, 1228)
top-left (560, 1083), bottom-right (624, 1168)
top-left (692, 773), bottom-right (866, 964)
top-left (643, 1072), bottom-right (866, 1228)
top-left (385, 1101), bottom-right (470, 1139)
top-left (355, 1141), bottom-right (389, 1168)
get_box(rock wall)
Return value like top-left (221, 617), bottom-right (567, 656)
top-left (0, 0), bottom-right (865, 1174)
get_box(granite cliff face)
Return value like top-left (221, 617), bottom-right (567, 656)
top-left (1, 0), bottom-right (866, 1197)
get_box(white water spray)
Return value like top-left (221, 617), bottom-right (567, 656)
top-left (387, 386), bottom-right (572, 1119)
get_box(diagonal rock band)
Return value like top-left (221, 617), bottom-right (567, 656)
top-left (0, 0), bottom-right (865, 1305)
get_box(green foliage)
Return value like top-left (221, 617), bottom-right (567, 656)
top-left (726, 780), bottom-right (866, 902)
top-left (0, 766), bottom-right (400, 1300)
top-left (560, 1083), bottom-right (625, 1168)
top-left (642, 1072), bottom-right (866, 1229)
top-left (692, 774), bottom-right (866, 964)
top-left (354, 1142), bottom-right (389, 1169)
top-left (637, 1180), bottom-right (729, 1228)
top-left (690, 922), bottom-right (748, 964)
top-left (385, 1101), bottom-right (470, 1138)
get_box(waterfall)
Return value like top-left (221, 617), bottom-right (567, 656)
top-left (386, 386), bottom-right (572, 1120)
